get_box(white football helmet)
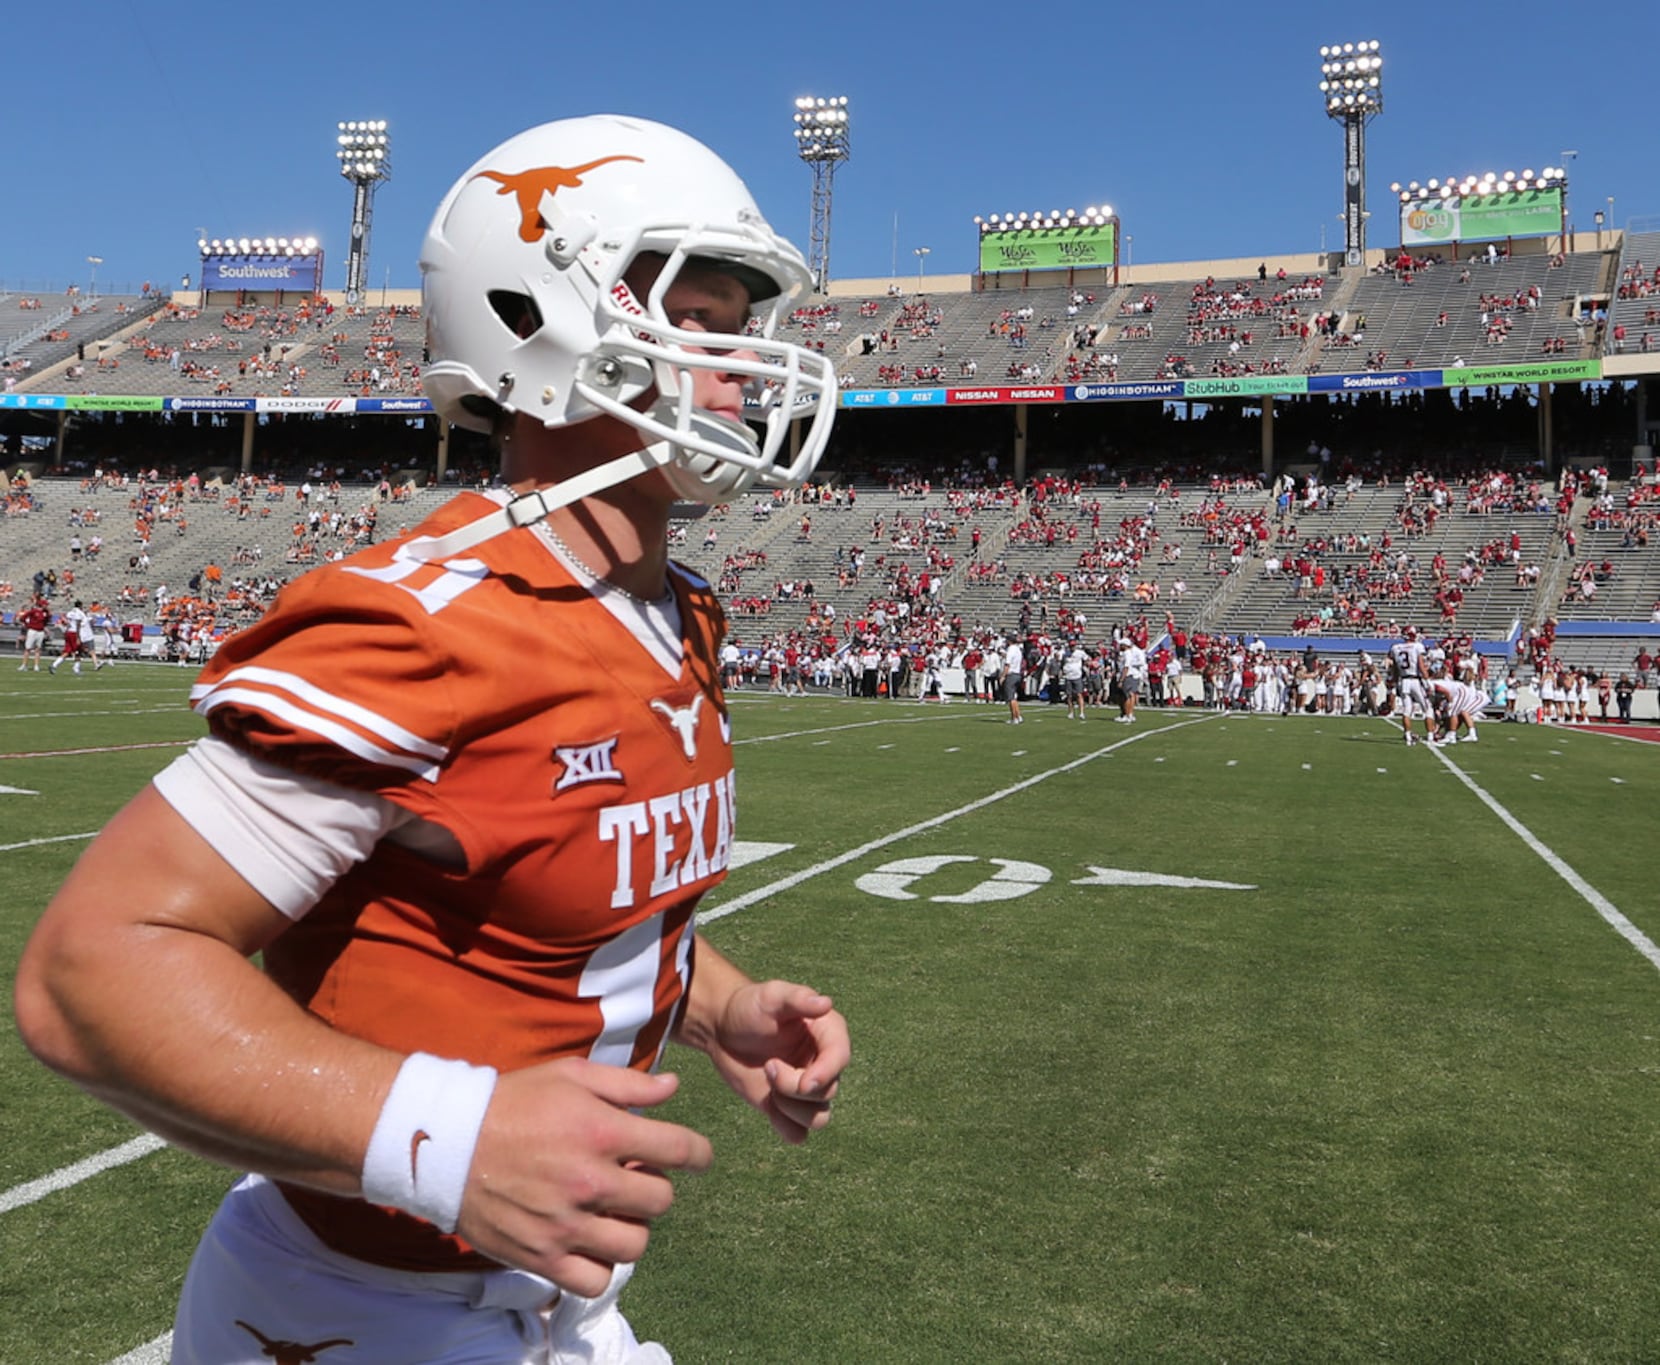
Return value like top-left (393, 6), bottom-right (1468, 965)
top-left (420, 114), bottom-right (836, 508)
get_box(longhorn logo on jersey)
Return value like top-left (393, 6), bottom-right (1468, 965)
top-left (553, 736), bottom-right (624, 792)
top-left (471, 156), bottom-right (644, 243)
top-left (651, 694), bottom-right (705, 761)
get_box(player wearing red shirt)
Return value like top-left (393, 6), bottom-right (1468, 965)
top-left (17, 599), bottom-right (50, 670)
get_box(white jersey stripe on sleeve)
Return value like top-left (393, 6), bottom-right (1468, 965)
top-left (193, 686), bottom-right (443, 781)
top-left (192, 665), bottom-right (448, 762)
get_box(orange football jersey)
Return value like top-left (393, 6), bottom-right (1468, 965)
top-left (188, 490), bottom-right (735, 1270)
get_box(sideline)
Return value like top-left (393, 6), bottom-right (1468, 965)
top-left (1431, 745), bottom-right (1660, 970)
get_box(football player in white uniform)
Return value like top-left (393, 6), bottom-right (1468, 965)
top-left (1388, 626), bottom-right (1433, 747)
top-left (1428, 676), bottom-right (1487, 745)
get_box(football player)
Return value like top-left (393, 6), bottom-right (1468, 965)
top-left (17, 115), bottom-right (848, 1364)
top-left (1387, 625), bottom-right (1433, 747)
top-left (1427, 675), bottom-right (1487, 745)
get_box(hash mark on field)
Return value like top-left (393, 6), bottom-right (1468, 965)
top-left (1611, 777), bottom-right (1625, 784)
top-left (944, 746), bottom-right (960, 753)
top-left (813, 740), bottom-right (832, 746)
top-left (1531, 773), bottom-right (1544, 781)
top-left (1226, 759), bottom-right (1238, 767)
top-left (1301, 763), bottom-right (1312, 771)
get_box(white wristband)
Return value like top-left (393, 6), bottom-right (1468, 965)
top-left (360, 1052), bottom-right (498, 1234)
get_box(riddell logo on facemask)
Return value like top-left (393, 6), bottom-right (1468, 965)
top-left (472, 156), bottom-right (644, 242)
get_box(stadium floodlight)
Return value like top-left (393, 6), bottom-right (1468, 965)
top-left (792, 95), bottom-right (850, 294)
top-left (86, 255), bottom-right (103, 296)
top-left (336, 118), bottom-right (392, 305)
top-left (913, 245), bottom-right (931, 291)
top-left (198, 236), bottom-right (318, 258)
top-left (1317, 39), bottom-right (1384, 268)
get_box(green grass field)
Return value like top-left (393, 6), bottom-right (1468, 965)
top-left (4, 668), bottom-right (1660, 1363)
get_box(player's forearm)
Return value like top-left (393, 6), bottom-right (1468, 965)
top-left (15, 787), bottom-right (400, 1194)
top-left (19, 919), bottom-right (398, 1193)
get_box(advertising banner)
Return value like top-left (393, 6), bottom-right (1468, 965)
top-left (1441, 359), bottom-right (1599, 386)
top-left (1070, 381), bottom-right (1184, 402)
top-left (1400, 188), bottom-right (1563, 247)
top-left (1181, 376), bottom-right (1310, 399)
top-left (65, 395), bottom-right (162, 412)
top-left (356, 397), bottom-right (434, 414)
top-left (255, 397), bottom-right (357, 413)
top-left (1309, 370), bottom-right (1441, 393)
top-left (167, 396), bottom-right (258, 412)
top-left (978, 224), bottom-right (1115, 273)
top-left (201, 253), bottom-right (324, 293)
top-left (946, 386), bottom-right (1065, 405)
top-left (0, 393), bottom-right (66, 409)
top-left (839, 388), bottom-right (946, 407)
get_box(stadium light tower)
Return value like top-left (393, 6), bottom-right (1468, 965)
top-left (1317, 40), bottom-right (1383, 268)
top-left (336, 119), bottom-right (391, 306)
top-left (792, 96), bottom-right (850, 295)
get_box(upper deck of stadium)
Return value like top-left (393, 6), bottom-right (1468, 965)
top-left (4, 228), bottom-right (1658, 416)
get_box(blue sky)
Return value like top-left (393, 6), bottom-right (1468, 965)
top-left (5, 0), bottom-right (1655, 297)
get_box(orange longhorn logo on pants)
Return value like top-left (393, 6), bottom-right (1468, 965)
top-left (235, 1320), bottom-right (354, 1363)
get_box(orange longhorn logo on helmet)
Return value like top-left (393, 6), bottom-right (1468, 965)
top-left (471, 157), bottom-right (645, 243)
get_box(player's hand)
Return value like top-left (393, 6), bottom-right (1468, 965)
top-left (704, 981), bottom-right (850, 1144)
top-left (457, 1057), bottom-right (712, 1296)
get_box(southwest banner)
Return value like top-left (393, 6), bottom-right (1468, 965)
top-left (1400, 188), bottom-right (1563, 247)
top-left (978, 224), bottom-right (1115, 273)
top-left (200, 253), bottom-right (324, 293)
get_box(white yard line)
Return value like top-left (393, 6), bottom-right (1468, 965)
top-left (1431, 746), bottom-right (1660, 970)
top-left (0, 831), bottom-right (100, 852)
top-left (107, 1333), bottom-right (172, 1364)
top-left (0, 1134), bottom-right (167, 1215)
top-left (0, 739), bottom-right (192, 760)
top-left (731, 711), bottom-right (966, 745)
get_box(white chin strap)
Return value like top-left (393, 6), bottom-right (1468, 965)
top-left (402, 448), bottom-right (666, 563)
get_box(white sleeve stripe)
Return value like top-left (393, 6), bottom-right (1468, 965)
top-left (191, 664), bottom-right (448, 763)
top-left (194, 686), bottom-right (442, 781)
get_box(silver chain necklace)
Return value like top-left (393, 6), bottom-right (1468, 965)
top-left (538, 523), bottom-right (670, 607)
